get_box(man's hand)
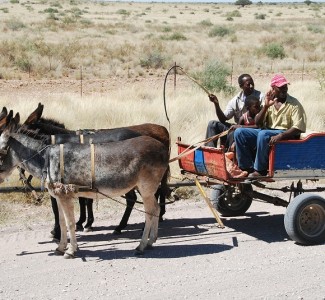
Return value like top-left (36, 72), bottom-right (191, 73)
top-left (269, 133), bottom-right (283, 145)
top-left (229, 124), bottom-right (242, 131)
top-left (265, 89), bottom-right (277, 108)
top-left (209, 94), bottom-right (218, 104)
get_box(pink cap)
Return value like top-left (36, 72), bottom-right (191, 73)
top-left (270, 74), bottom-right (290, 87)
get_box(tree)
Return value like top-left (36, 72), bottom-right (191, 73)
top-left (304, 0), bottom-right (312, 5)
top-left (235, 0), bottom-right (252, 7)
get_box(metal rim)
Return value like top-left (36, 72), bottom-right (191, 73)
top-left (298, 203), bottom-right (325, 238)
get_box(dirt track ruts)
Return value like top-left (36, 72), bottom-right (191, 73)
top-left (0, 197), bottom-right (324, 300)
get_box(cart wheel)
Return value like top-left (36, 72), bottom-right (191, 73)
top-left (210, 184), bottom-right (253, 217)
top-left (284, 193), bottom-right (325, 245)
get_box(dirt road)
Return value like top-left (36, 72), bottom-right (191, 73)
top-left (0, 196), bottom-right (324, 300)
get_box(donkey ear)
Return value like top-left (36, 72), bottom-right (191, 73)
top-left (8, 113), bottom-right (19, 133)
top-left (23, 103), bottom-right (43, 125)
top-left (5, 110), bottom-right (13, 127)
top-left (13, 113), bottom-right (20, 125)
top-left (0, 107), bottom-right (8, 120)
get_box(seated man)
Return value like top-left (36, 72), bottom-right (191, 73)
top-left (206, 74), bottom-right (264, 148)
top-left (234, 74), bottom-right (307, 177)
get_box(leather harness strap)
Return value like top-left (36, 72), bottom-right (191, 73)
top-left (60, 144), bottom-right (64, 183)
top-left (91, 143), bottom-right (95, 189)
top-left (51, 135), bottom-right (55, 145)
top-left (80, 134), bottom-right (84, 144)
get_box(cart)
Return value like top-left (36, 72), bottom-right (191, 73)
top-left (176, 132), bottom-right (325, 245)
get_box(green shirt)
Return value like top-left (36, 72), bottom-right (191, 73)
top-left (264, 94), bottom-right (306, 132)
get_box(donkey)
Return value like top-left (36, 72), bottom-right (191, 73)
top-left (22, 103), bottom-right (170, 237)
top-left (0, 115), bottom-right (169, 258)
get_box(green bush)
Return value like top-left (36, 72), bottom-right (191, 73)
top-left (44, 8), bottom-right (59, 14)
top-left (161, 32), bottom-right (187, 41)
top-left (198, 19), bottom-right (213, 27)
top-left (140, 51), bottom-right (166, 69)
top-left (260, 43), bottom-right (286, 59)
top-left (226, 10), bottom-right (242, 18)
top-left (116, 9), bottom-right (130, 16)
top-left (5, 18), bottom-right (25, 31)
top-left (255, 13), bottom-right (266, 19)
top-left (208, 25), bottom-right (232, 37)
top-left (15, 57), bottom-right (32, 72)
top-left (307, 24), bottom-right (323, 33)
top-left (193, 61), bottom-right (235, 94)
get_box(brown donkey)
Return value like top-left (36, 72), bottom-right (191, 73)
top-left (0, 115), bottom-right (169, 258)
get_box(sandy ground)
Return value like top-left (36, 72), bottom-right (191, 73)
top-left (0, 190), bottom-right (324, 300)
top-left (0, 77), bottom-right (324, 299)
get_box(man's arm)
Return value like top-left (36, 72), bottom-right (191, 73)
top-left (209, 94), bottom-right (228, 123)
top-left (255, 90), bottom-right (275, 126)
top-left (269, 127), bottom-right (302, 145)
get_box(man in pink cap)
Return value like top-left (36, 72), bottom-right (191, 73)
top-left (234, 74), bottom-right (306, 177)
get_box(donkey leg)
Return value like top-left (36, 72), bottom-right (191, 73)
top-left (155, 188), bottom-right (165, 222)
top-left (50, 196), bottom-right (61, 240)
top-left (135, 194), bottom-right (159, 255)
top-left (62, 198), bottom-right (78, 259)
top-left (84, 198), bottom-right (94, 232)
top-left (147, 198), bottom-right (160, 248)
top-left (54, 198), bottom-right (68, 255)
top-left (76, 197), bottom-right (87, 231)
top-left (113, 190), bottom-right (137, 235)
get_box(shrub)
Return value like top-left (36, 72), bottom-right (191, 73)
top-left (199, 19), bottom-right (213, 27)
top-left (44, 8), bottom-right (59, 14)
top-left (208, 25), bottom-right (232, 37)
top-left (15, 57), bottom-right (32, 72)
top-left (307, 24), bottom-right (323, 33)
top-left (226, 10), bottom-right (242, 18)
top-left (116, 9), bottom-right (130, 16)
top-left (140, 51), bottom-right (166, 69)
top-left (193, 61), bottom-right (235, 94)
top-left (255, 13), bottom-right (266, 19)
top-left (5, 18), bottom-right (25, 31)
top-left (260, 43), bottom-right (286, 59)
top-left (162, 32), bottom-right (187, 41)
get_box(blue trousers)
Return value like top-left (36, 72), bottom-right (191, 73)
top-left (234, 128), bottom-right (284, 172)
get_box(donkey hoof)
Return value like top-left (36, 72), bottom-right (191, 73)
top-left (64, 252), bottom-right (76, 259)
top-left (113, 229), bottom-right (122, 235)
top-left (134, 247), bottom-right (144, 256)
top-left (145, 244), bottom-right (154, 250)
top-left (54, 248), bottom-right (65, 256)
top-left (83, 226), bottom-right (93, 233)
top-left (75, 224), bottom-right (84, 231)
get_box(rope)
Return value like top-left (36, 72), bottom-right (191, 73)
top-left (95, 190), bottom-right (161, 218)
top-left (169, 130), bottom-right (229, 163)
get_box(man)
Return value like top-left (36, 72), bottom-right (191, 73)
top-left (206, 74), bottom-right (264, 148)
top-left (234, 74), bottom-right (307, 177)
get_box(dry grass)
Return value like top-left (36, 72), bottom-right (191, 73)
top-left (0, 1), bottom-right (324, 80)
top-left (0, 0), bottom-right (325, 225)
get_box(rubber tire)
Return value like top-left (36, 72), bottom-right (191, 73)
top-left (210, 184), bottom-right (253, 217)
top-left (284, 193), bottom-right (325, 245)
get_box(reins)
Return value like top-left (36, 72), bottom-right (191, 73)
top-left (169, 130), bottom-right (229, 163)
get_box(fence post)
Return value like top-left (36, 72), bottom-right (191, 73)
top-left (80, 66), bottom-right (83, 98)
